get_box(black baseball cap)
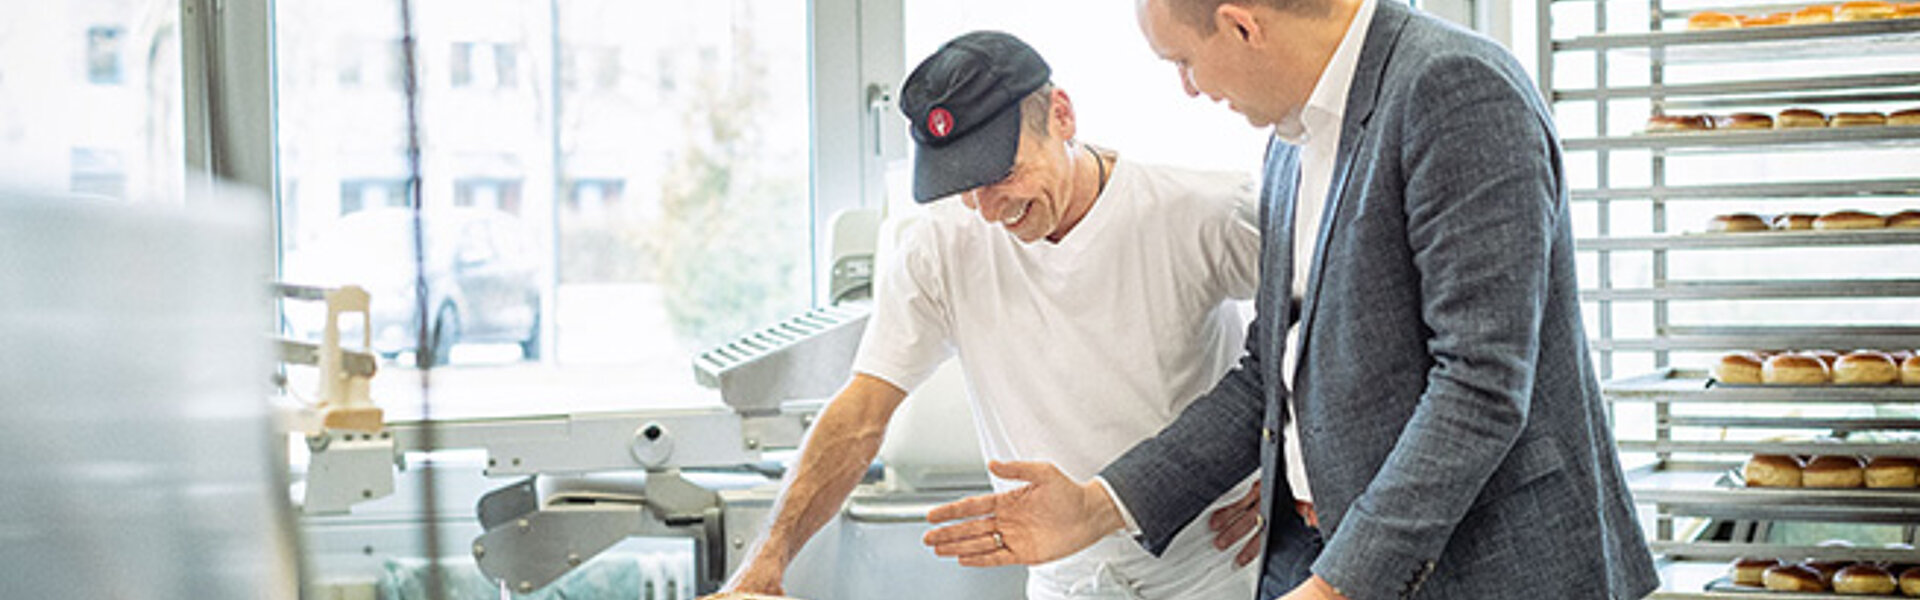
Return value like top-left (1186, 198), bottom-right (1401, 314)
top-left (899, 31), bottom-right (1052, 203)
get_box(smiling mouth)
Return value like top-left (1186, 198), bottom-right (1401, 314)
top-left (1000, 201), bottom-right (1030, 227)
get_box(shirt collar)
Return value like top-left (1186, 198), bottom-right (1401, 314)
top-left (1274, 0), bottom-right (1378, 145)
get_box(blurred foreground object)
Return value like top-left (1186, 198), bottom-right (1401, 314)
top-left (0, 182), bottom-right (299, 600)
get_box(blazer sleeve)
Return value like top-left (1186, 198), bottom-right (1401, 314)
top-left (1311, 54), bottom-right (1564, 599)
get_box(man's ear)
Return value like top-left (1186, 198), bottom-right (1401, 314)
top-left (1049, 87), bottom-right (1077, 140)
top-left (1216, 3), bottom-right (1264, 44)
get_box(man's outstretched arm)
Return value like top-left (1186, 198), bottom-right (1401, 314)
top-left (707, 374), bottom-right (908, 597)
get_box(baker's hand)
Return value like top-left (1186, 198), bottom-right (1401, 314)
top-left (1280, 575), bottom-right (1349, 600)
top-left (697, 593), bottom-right (795, 600)
top-left (699, 558), bottom-right (785, 600)
top-left (1207, 481), bottom-right (1265, 567)
top-left (922, 461), bottom-right (1124, 567)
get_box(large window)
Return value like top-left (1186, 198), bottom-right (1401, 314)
top-left (0, 1), bottom-right (183, 203)
top-left (275, 0), bottom-right (811, 418)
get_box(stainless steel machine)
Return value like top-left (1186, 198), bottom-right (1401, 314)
top-left (292, 210), bottom-right (1022, 599)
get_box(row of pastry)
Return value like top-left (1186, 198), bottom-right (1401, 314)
top-left (1649, 108), bottom-right (1920, 133)
top-left (1709, 210), bottom-right (1920, 232)
top-left (1689, 1), bottom-right (1920, 29)
top-left (1745, 454), bottom-right (1919, 488)
top-left (1715, 350), bottom-right (1920, 385)
top-left (1732, 557), bottom-right (1920, 595)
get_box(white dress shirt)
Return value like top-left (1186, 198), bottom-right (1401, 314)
top-left (1274, 0), bottom-right (1379, 503)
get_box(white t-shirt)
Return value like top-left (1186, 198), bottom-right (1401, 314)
top-left (853, 160), bottom-right (1262, 600)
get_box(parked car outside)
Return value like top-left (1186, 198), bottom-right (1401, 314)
top-left (284, 207), bottom-right (542, 366)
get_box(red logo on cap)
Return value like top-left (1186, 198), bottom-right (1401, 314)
top-left (928, 107), bottom-right (954, 138)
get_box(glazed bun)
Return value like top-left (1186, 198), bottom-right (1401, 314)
top-left (1793, 5), bottom-right (1839, 22)
top-left (1837, 564), bottom-right (1898, 595)
top-left (1740, 12), bottom-right (1793, 25)
top-left (1764, 353), bottom-right (1831, 384)
top-left (1746, 454), bottom-right (1806, 487)
top-left (1715, 352), bottom-right (1765, 384)
top-left (1805, 455), bottom-right (1867, 488)
top-left (1901, 566), bottom-right (1920, 596)
top-left (1807, 560), bottom-right (1851, 585)
top-left (1833, 111), bottom-right (1889, 127)
top-left (1839, 0), bottom-right (1897, 19)
top-left (1710, 213), bottom-right (1771, 232)
top-left (1733, 557), bottom-right (1781, 586)
top-left (1777, 107), bottom-right (1831, 128)
top-left (1816, 210), bottom-right (1888, 230)
top-left (1766, 564), bottom-right (1827, 592)
top-left (1773, 213), bottom-right (1817, 230)
top-left (1866, 456), bottom-right (1920, 488)
top-left (1648, 114), bottom-right (1713, 133)
top-left (1897, 2), bottom-right (1920, 18)
top-left (1892, 109), bottom-right (1920, 126)
top-left (1835, 351), bottom-right (1899, 384)
top-left (1721, 112), bottom-right (1776, 129)
top-left (1690, 10), bottom-right (1744, 28)
top-left (1904, 354), bottom-right (1920, 385)
top-left (1888, 210), bottom-right (1920, 228)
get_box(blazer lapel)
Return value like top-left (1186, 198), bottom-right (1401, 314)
top-left (1291, 1), bottom-right (1413, 379)
top-left (1262, 141), bottom-right (1302, 393)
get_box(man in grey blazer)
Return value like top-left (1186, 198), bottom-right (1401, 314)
top-left (921, 0), bottom-right (1660, 599)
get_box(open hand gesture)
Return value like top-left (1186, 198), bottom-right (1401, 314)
top-left (921, 461), bottom-right (1124, 567)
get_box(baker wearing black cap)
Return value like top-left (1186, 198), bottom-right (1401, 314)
top-left (702, 31), bottom-right (1275, 600)
top-left (899, 30), bottom-right (1113, 244)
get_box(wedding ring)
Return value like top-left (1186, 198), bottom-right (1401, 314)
top-left (991, 531), bottom-right (1006, 550)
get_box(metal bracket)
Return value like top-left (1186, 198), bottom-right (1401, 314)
top-left (471, 469), bottom-right (727, 594)
top-left (301, 430), bottom-right (396, 514)
top-left (476, 476), bottom-right (539, 531)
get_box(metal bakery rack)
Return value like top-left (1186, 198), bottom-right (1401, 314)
top-left (1538, 0), bottom-right (1920, 596)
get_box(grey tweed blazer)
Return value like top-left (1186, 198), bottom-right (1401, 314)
top-left (1099, 2), bottom-right (1659, 599)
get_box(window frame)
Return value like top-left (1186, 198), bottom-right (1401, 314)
top-left (193, 0), bottom-right (906, 397)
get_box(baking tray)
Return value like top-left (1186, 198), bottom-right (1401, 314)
top-left (1702, 576), bottom-right (1914, 599)
top-left (1648, 559), bottom-right (1917, 600)
top-left (1605, 369), bottom-right (1920, 403)
top-left (1554, 18), bottom-right (1920, 63)
top-left (1628, 463), bottom-right (1920, 524)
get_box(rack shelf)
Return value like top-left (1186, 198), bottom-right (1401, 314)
top-left (1571, 179), bottom-right (1920, 201)
top-left (1646, 541), bottom-right (1920, 563)
top-left (1666, 415), bottom-right (1920, 430)
top-left (1581, 279), bottom-right (1920, 301)
top-left (1554, 19), bottom-right (1920, 63)
top-left (1555, 72), bottom-right (1920, 102)
top-left (1629, 468), bottom-right (1920, 523)
top-left (1564, 125), bottom-right (1920, 153)
top-left (1591, 326), bottom-right (1920, 352)
top-left (1605, 368), bottom-right (1920, 402)
top-left (1576, 229), bottom-right (1920, 251)
top-left (1635, 487), bottom-right (1920, 523)
top-left (1618, 440), bottom-right (1920, 455)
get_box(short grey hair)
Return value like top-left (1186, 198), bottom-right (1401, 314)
top-left (1167, 0), bottom-right (1330, 34)
top-left (1018, 82), bottom-right (1056, 137)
